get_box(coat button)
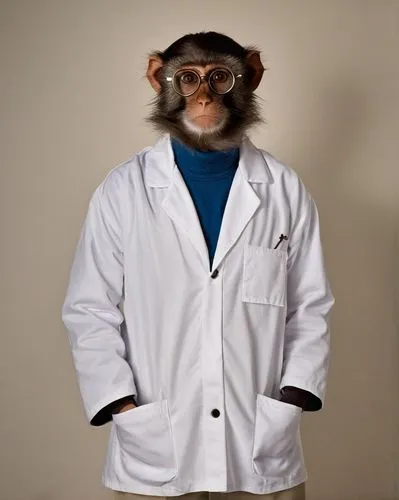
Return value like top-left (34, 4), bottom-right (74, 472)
top-left (210, 269), bottom-right (219, 279)
top-left (211, 408), bottom-right (220, 418)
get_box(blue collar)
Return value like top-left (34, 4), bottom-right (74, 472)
top-left (171, 138), bottom-right (240, 181)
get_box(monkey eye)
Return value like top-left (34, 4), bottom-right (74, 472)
top-left (173, 70), bottom-right (200, 96)
top-left (180, 72), bottom-right (197, 84)
top-left (212, 70), bottom-right (228, 83)
top-left (209, 68), bottom-right (234, 94)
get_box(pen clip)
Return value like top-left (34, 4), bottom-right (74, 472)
top-left (274, 234), bottom-right (288, 250)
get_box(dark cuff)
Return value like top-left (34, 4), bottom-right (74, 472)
top-left (90, 395), bottom-right (136, 426)
top-left (280, 386), bottom-right (322, 412)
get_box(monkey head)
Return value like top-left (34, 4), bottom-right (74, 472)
top-left (146, 31), bottom-right (265, 151)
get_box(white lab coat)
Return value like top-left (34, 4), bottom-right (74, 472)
top-left (61, 133), bottom-right (334, 496)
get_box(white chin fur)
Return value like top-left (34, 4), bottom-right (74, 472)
top-left (182, 114), bottom-right (226, 136)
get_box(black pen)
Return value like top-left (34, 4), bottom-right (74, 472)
top-left (274, 234), bottom-right (288, 249)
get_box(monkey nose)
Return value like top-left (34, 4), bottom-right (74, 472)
top-left (195, 81), bottom-right (212, 103)
top-left (196, 90), bottom-right (212, 105)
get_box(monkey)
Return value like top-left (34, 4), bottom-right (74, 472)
top-left (145, 31), bottom-right (265, 151)
top-left (62, 30), bottom-right (333, 500)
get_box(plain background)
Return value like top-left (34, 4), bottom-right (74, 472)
top-left (1, 1), bottom-right (399, 499)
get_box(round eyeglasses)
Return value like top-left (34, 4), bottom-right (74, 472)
top-left (166, 67), bottom-right (242, 97)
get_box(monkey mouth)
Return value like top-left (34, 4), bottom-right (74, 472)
top-left (195, 114), bottom-right (218, 119)
top-left (191, 112), bottom-right (225, 127)
top-left (193, 115), bottom-right (221, 126)
top-left (182, 114), bottom-right (227, 136)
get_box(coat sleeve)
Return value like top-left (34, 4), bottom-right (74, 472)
top-left (280, 189), bottom-right (335, 411)
top-left (61, 174), bottom-right (137, 426)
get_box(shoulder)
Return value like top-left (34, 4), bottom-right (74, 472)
top-left (253, 146), bottom-right (320, 242)
top-left (95, 143), bottom-right (154, 199)
top-left (255, 145), bottom-right (313, 209)
top-left (261, 148), bottom-right (305, 186)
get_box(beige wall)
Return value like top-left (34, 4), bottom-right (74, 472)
top-left (1, 1), bottom-right (399, 499)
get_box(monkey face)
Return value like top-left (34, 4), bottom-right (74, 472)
top-left (145, 32), bottom-right (265, 151)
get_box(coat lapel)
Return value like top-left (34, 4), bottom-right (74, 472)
top-left (211, 137), bottom-right (274, 272)
top-left (162, 166), bottom-right (211, 272)
top-left (144, 134), bottom-right (210, 271)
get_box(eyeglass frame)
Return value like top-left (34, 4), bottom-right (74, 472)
top-left (166, 67), bottom-right (243, 97)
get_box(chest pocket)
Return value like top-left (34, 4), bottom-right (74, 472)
top-left (242, 244), bottom-right (288, 307)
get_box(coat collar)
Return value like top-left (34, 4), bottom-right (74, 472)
top-left (143, 133), bottom-right (274, 187)
top-left (142, 134), bottom-right (274, 273)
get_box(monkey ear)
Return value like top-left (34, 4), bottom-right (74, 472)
top-left (245, 51), bottom-right (265, 91)
top-left (146, 55), bottom-right (164, 93)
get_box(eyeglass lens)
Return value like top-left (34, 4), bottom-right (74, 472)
top-left (174, 69), bottom-right (234, 96)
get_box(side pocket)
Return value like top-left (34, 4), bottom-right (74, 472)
top-left (252, 394), bottom-right (302, 478)
top-left (242, 245), bottom-right (287, 306)
top-left (112, 399), bottom-right (177, 486)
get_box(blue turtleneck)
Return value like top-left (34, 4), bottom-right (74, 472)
top-left (171, 138), bottom-right (240, 269)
